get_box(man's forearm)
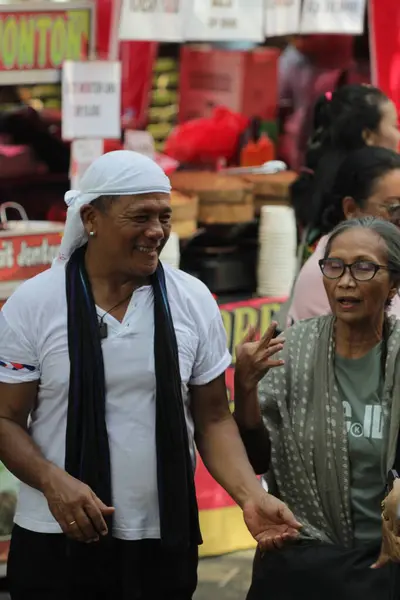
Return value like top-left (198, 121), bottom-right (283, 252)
top-left (195, 414), bottom-right (264, 508)
top-left (0, 418), bottom-right (56, 493)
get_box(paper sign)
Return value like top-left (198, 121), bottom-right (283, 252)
top-left (300, 0), bottom-right (366, 34)
top-left (124, 130), bottom-right (155, 159)
top-left (264, 0), bottom-right (302, 36)
top-left (69, 139), bottom-right (104, 189)
top-left (62, 61), bottom-right (121, 140)
top-left (119, 0), bottom-right (186, 42)
top-left (185, 0), bottom-right (264, 42)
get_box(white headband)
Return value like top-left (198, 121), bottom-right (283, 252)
top-left (54, 150), bottom-right (171, 266)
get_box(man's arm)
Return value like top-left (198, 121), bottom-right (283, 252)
top-left (0, 382), bottom-right (113, 542)
top-left (191, 374), bottom-right (265, 508)
top-left (191, 374), bottom-right (301, 548)
top-left (0, 381), bottom-right (55, 491)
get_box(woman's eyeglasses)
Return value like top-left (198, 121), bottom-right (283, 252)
top-left (319, 258), bottom-right (391, 282)
top-left (378, 203), bottom-right (400, 224)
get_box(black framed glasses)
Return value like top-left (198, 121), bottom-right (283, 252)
top-left (319, 258), bottom-right (391, 282)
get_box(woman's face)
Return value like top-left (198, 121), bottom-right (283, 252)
top-left (367, 100), bottom-right (400, 152)
top-left (343, 168), bottom-right (400, 227)
top-left (82, 192), bottom-right (172, 280)
top-left (322, 228), bottom-right (397, 326)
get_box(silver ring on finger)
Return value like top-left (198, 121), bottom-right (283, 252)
top-left (69, 520), bottom-right (77, 526)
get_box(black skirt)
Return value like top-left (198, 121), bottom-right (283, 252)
top-left (247, 540), bottom-right (400, 600)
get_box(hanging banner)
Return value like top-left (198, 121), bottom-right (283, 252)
top-left (300, 0), bottom-right (366, 34)
top-left (62, 61), bottom-right (121, 140)
top-left (119, 0), bottom-right (186, 42)
top-left (0, 231), bottom-right (62, 285)
top-left (185, 0), bottom-right (264, 42)
top-left (264, 0), bottom-right (301, 37)
top-left (369, 0), bottom-right (400, 117)
top-left (0, 2), bottom-right (94, 85)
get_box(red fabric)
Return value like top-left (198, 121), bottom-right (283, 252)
top-left (165, 107), bottom-right (249, 164)
top-left (370, 0), bottom-right (400, 116)
top-left (95, 0), bottom-right (157, 128)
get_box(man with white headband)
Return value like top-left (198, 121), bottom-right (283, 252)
top-left (0, 151), bottom-right (300, 599)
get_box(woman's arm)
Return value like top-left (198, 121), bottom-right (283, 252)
top-left (234, 381), bottom-right (271, 475)
top-left (233, 322), bottom-right (285, 474)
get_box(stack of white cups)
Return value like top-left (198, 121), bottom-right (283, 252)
top-left (257, 205), bottom-right (297, 298)
top-left (160, 232), bottom-right (180, 269)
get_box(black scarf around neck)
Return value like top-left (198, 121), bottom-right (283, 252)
top-left (65, 246), bottom-right (201, 556)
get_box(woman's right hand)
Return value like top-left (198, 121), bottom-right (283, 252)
top-left (42, 465), bottom-right (115, 543)
top-left (235, 322), bottom-right (285, 392)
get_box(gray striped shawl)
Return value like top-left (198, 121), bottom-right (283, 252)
top-left (259, 315), bottom-right (400, 546)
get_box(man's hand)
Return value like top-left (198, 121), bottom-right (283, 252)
top-left (243, 492), bottom-right (301, 551)
top-left (42, 465), bottom-right (115, 543)
top-left (235, 322), bottom-right (285, 392)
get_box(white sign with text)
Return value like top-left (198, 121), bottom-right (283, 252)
top-left (62, 61), bottom-right (121, 140)
top-left (124, 130), bottom-right (155, 159)
top-left (264, 0), bottom-right (302, 36)
top-left (300, 0), bottom-right (366, 34)
top-left (119, 0), bottom-right (187, 41)
top-left (185, 0), bottom-right (264, 42)
top-left (69, 139), bottom-right (104, 189)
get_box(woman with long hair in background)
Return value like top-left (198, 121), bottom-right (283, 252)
top-left (289, 146), bottom-right (400, 322)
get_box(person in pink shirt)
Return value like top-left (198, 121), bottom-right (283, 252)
top-left (289, 146), bottom-right (400, 323)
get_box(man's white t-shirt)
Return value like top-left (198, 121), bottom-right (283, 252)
top-left (0, 263), bottom-right (231, 540)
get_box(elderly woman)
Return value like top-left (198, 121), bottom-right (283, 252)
top-left (0, 151), bottom-right (300, 600)
top-left (235, 216), bottom-right (400, 599)
top-left (288, 146), bottom-right (400, 323)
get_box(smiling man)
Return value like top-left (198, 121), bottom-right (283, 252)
top-left (0, 151), bottom-right (300, 600)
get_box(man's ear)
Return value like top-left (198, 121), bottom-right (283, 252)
top-left (80, 205), bottom-right (98, 236)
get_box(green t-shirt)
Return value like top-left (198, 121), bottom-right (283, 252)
top-left (335, 343), bottom-right (387, 545)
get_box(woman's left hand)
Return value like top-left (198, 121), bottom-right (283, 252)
top-left (372, 480), bottom-right (400, 568)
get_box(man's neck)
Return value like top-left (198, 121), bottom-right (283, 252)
top-left (84, 251), bottom-right (148, 306)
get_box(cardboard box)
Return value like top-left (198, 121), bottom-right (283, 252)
top-left (179, 47), bottom-right (279, 123)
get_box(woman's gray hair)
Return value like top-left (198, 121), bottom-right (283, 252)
top-left (324, 217), bottom-right (400, 292)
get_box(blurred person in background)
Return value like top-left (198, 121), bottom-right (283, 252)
top-left (235, 216), bottom-right (400, 600)
top-left (289, 147), bottom-right (400, 322)
top-left (291, 85), bottom-right (400, 265)
top-left (278, 34), bottom-right (365, 170)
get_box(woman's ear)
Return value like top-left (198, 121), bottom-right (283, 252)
top-left (387, 280), bottom-right (399, 304)
top-left (342, 196), bottom-right (360, 220)
top-left (362, 127), bottom-right (376, 147)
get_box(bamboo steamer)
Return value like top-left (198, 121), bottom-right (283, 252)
top-left (241, 171), bottom-right (297, 214)
top-left (170, 189), bottom-right (198, 239)
top-left (169, 172), bottom-right (254, 224)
